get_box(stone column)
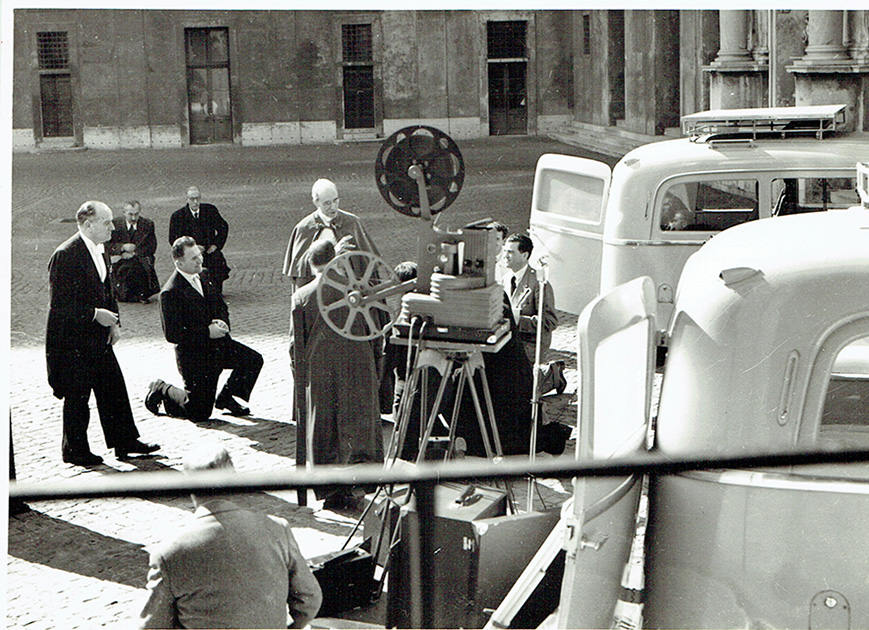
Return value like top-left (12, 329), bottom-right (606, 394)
top-left (714, 10), bottom-right (752, 63)
top-left (751, 11), bottom-right (770, 65)
top-left (803, 10), bottom-right (848, 61)
top-left (846, 10), bottom-right (869, 62)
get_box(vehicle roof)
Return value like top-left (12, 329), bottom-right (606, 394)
top-left (605, 133), bottom-right (868, 240)
top-left (657, 208), bottom-right (869, 454)
top-left (619, 132), bottom-right (869, 175)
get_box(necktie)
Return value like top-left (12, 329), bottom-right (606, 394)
top-left (193, 274), bottom-right (204, 296)
top-left (129, 223), bottom-right (136, 236)
top-left (510, 275), bottom-right (517, 296)
top-left (193, 211), bottom-right (199, 220)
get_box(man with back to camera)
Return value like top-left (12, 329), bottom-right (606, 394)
top-left (144, 236), bottom-right (263, 422)
top-left (138, 442), bottom-right (322, 629)
top-left (502, 233), bottom-right (566, 396)
top-left (46, 200), bottom-right (160, 466)
top-left (168, 186), bottom-right (231, 295)
top-left (107, 200), bottom-right (160, 304)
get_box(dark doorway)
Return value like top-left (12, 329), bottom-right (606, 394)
top-left (343, 65), bottom-right (375, 129)
top-left (487, 21), bottom-right (527, 136)
top-left (488, 62), bottom-right (527, 136)
top-left (37, 31), bottom-right (73, 138)
top-left (185, 28), bottom-right (232, 144)
top-left (342, 23), bottom-right (375, 130)
top-left (608, 11), bottom-right (626, 124)
top-left (40, 74), bottom-right (73, 137)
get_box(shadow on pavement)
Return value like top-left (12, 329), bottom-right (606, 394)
top-left (114, 457), bottom-right (355, 537)
top-left (197, 414), bottom-right (298, 460)
top-left (8, 509), bottom-right (149, 589)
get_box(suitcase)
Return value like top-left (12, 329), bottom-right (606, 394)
top-left (386, 503), bottom-right (560, 628)
top-left (308, 540), bottom-right (376, 617)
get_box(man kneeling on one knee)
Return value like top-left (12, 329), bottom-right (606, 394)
top-left (145, 236), bottom-right (263, 422)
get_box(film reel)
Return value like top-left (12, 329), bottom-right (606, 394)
top-left (375, 125), bottom-right (465, 217)
top-left (316, 251), bottom-right (401, 341)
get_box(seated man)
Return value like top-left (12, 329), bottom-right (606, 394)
top-left (145, 236), bottom-right (263, 422)
top-left (108, 201), bottom-right (160, 303)
top-left (138, 442), bottom-right (322, 629)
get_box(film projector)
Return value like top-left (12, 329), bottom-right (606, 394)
top-left (314, 125), bottom-right (511, 464)
top-left (306, 127), bottom-right (561, 629)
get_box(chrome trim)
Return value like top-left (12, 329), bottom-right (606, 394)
top-left (604, 238), bottom-right (708, 247)
top-left (531, 222), bottom-right (603, 239)
top-left (678, 468), bottom-right (869, 494)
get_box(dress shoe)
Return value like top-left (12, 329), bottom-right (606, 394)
top-left (115, 440), bottom-right (160, 460)
top-left (139, 296), bottom-right (151, 305)
top-left (63, 451), bottom-right (104, 466)
top-left (144, 380), bottom-right (165, 415)
top-left (552, 360), bottom-right (567, 395)
top-left (215, 393), bottom-right (250, 416)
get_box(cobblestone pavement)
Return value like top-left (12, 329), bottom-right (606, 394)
top-left (7, 136), bottom-right (613, 629)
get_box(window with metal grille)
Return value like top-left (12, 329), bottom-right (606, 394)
top-left (583, 14), bottom-right (591, 55)
top-left (487, 21), bottom-right (527, 59)
top-left (342, 24), bottom-right (372, 62)
top-left (37, 31), bottom-right (69, 70)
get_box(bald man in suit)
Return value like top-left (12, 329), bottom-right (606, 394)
top-left (168, 186), bottom-right (231, 295)
top-left (46, 201), bottom-right (159, 466)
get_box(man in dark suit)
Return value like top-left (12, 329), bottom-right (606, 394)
top-left (46, 201), bottom-right (160, 466)
top-left (502, 233), bottom-right (565, 396)
top-left (145, 236), bottom-right (263, 422)
top-left (108, 200), bottom-right (160, 303)
top-left (139, 442), bottom-right (322, 629)
top-left (168, 186), bottom-right (230, 295)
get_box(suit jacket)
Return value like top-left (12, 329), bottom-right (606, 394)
top-left (108, 216), bottom-right (160, 297)
top-left (159, 269), bottom-right (230, 373)
top-left (168, 203), bottom-right (230, 281)
top-left (45, 232), bottom-right (117, 398)
top-left (282, 209), bottom-right (380, 289)
top-left (108, 216), bottom-right (157, 261)
top-left (507, 266), bottom-right (558, 360)
top-left (139, 498), bottom-right (322, 629)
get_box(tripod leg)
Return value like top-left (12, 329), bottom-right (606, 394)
top-left (386, 363), bottom-right (422, 465)
top-left (444, 366), bottom-right (468, 460)
top-left (478, 367), bottom-right (505, 456)
top-left (466, 370), bottom-right (495, 460)
top-left (415, 360), bottom-right (455, 465)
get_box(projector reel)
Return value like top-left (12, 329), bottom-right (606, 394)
top-left (375, 125), bottom-right (465, 218)
top-left (316, 251), bottom-right (402, 341)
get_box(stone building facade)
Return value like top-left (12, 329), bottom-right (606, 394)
top-left (12, 9), bottom-right (869, 154)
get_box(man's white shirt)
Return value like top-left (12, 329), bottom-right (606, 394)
top-left (81, 231), bottom-right (107, 282)
top-left (178, 269), bottom-right (204, 296)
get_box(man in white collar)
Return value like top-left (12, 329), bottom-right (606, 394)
top-left (502, 233), bottom-right (565, 395)
top-left (46, 200), bottom-right (160, 466)
top-left (282, 178), bottom-right (381, 292)
top-left (145, 237), bottom-right (263, 422)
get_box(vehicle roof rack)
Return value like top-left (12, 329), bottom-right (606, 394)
top-left (682, 104), bottom-right (847, 141)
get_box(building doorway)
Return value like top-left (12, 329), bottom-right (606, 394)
top-left (342, 24), bottom-right (375, 130)
top-left (38, 32), bottom-right (73, 138)
top-left (608, 11), bottom-right (626, 125)
top-left (185, 28), bottom-right (232, 144)
top-left (487, 21), bottom-right (527, 136)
